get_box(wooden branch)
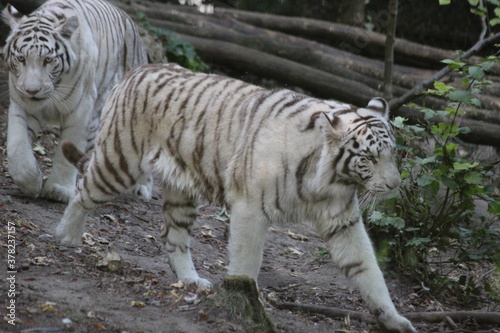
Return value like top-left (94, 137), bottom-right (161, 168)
top-left (275, 301), bottom-right (500, 326)
top-left (388, 31), bottom-right (500, 111)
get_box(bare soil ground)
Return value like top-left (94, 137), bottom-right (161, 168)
top-left (0, 93), bottom-right (498, 333)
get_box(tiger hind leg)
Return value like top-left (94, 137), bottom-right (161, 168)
top-left (323, 218), bottom-right (416, 333)
top-left (56, 143), bottom-right (142, 245)
top-left (161, 184), bottom-right (211, 290)
top-left (56, 191), bottom-right (94, 246)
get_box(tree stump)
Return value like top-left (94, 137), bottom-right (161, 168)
top-left (222, 275), bottom-right (277, 333)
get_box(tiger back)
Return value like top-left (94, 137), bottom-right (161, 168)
top-left (56, 63), bottom-right (416, 333)
top-left (2, 0), bottom-right (148, 202)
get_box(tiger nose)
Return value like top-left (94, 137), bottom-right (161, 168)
top-left (385, 177), bottom-right (401, 190)
top-left (25, 87), bottom-right (41, 96)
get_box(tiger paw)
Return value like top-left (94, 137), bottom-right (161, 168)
top-left (41, 183), bottom-right (74, 203)
top-left (9, 162), bottom-right (43, 198)
top-left (179, 276), bottom-right (213, 291)
top-left (378, 313), bottom-right (416, 333)
top-left (195, 278), bottom-right (213, 291)
top-left (129, 183), bottom-right (152, 201)
top-left (127, 175), bottom-right (153, 201)
top-left (55, 222), bottom-right (84, 246)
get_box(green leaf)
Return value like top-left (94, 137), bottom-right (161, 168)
top-left (480, 61), bottom-right (495, 72)
top-left (385, 217), bottom-right (406, 229)
top-left (490, 18), bottom-right (500, 26)
top-left (424, 180), bottom-right (440, 197)
top-left (464, 171), bottom-right (483, 184)
top-left (468, 66), bottom-right (485, 80)
top-left (369, 211), bottom-right (384, 222)
top-left (421, 108), bottom-right (436, 120)
top-left (441, 59), bottom-right (466, 70)
top-left (441, 176), bottom-right (458, 190)
top-left (470, 98), bottom-right (481, 107)
top-left (453, 162), bottom-right (478, 170)
top-left (391, 116), bottom-right (406, 129)
top-left (420, 156), bottom-right (437, 165)
top-left (468, 0), bottom-right (479, 5)
top-left (406, 238), bottom-right (431, 246)
top-left (448, 90), bottom-right (473, 103)
top-left (445, 143), bottom-right (458, 153)
top-left (439, 0), bottom-right (451, 4)
top-left (417, 174), bottom-right (435, 186)
top-left (433, 81), bottom-right (454, 92)
top-left (488, 202), bottom-right (500, 215)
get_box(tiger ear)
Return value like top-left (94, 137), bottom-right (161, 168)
top-left (2, 4), bottom-right (24, 29)
top-left (58, 16), bottom-right (79, 39)
top-left (318, 112), bottom-right (344, 140)
top-left (366, 97), bottom-right (389, 119)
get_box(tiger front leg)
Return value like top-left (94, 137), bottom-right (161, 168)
top-left (226, 200), bottom-right (269, 282)
top-left (161, 185), bottom-right (211, 290)
top-left (7, 101), bottom-right (43, 198)
top-left (322, 218), bottom-right (416, 333)
top-left (41, 105), bottom-right (92, 202)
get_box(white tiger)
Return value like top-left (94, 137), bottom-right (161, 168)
top-left (2, 0), bottom-right (149, 202)
top-left (56, 63), bottom-right (416, 332)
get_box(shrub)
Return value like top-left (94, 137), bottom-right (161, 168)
top-left (369, 53), bottom-right (500, 304)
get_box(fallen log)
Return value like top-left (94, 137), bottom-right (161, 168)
top-left (124, 3), bottom-right (500, 113)
top-left (141, 14), bottom-right (500, 124)
top-left (212, 6), bottom-right (500, 75)
top-left (111, 0), bottom-right (500, 146)
top-left (166, 33), bottom-right (500, 146)
top-left (177, 33), bottom-right (379, 106)
top-left (121, 2), bottom-right (436, 90)
top-left (274, 301), bottom-right (500, 326)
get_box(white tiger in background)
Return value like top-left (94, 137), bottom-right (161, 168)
top-left (56, 63), bottom-right (416, 332)
top-left (2, 0), bottom-right (149, 202)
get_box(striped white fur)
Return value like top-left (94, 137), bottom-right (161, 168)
top-left (2, 0), bottom-right (148, 202)
top-left (56, 64), bottom-right (416, 332)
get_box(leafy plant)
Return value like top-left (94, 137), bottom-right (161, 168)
top-left (369, 52), bottom-right (500, 304)
top-left (137, 12), bottom-right (209, 72)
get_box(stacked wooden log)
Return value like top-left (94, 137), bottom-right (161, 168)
top-left (109, 0), bottom-right (500, 147)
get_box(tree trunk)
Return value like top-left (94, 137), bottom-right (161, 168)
top-left (383, 0), bottom-right (398, 99)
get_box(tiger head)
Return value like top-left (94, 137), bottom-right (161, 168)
top-left (2, 4), bottom-right (79, 103)
top-left (320, 97), bottom-right (400, 200)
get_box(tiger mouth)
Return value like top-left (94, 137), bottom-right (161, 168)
top-left (26, 96), bottom-right (47, 101)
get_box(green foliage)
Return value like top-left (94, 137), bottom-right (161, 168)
top-left (137, 12), bottom-right (208, 72)
top-left (369, 51), bottom-right (500, 304)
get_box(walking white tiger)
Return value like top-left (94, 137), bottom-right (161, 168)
top-left (56, 63), bottom-right (416, 332)
top-left (2, 0), bottom-right (149, 202)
